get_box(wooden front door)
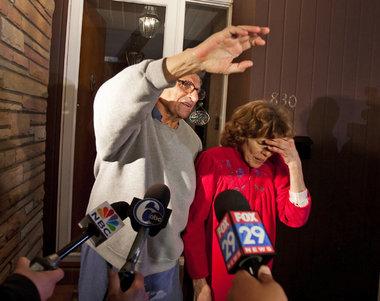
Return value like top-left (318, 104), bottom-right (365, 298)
top-left (71, 1), bottom-right (105, 238)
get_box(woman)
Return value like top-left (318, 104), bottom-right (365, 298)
top-left (183, 100), bottom-right (311, 301)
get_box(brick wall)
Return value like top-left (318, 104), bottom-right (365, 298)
top-left (0, 0), bottom-right (54, 281)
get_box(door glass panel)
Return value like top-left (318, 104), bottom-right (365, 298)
top-left (91, 0), bottom-right (166, 80)
top-left (183, 2), bottom-right (228, 147)
top-left (72, 0), bottom-right (166, 238)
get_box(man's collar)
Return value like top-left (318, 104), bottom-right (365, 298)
top-left (152, 106), bottom-right (162, 121)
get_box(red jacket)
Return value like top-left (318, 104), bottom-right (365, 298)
top-left (183, 146), bottom-right (311, 301)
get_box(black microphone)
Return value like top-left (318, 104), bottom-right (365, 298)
top-left (30, 201), bottom-right (129, 271)
top-left (118, 184), bottom-right (172, 292)
top-left (214, 190), bottom-right (275, 277)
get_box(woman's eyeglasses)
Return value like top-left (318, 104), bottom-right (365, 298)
top-left (177, 79), bottom-right (206, 100)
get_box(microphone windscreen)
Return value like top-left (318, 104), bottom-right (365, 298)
top-left (144, 183), bottom-right (171, 208)
top-left (110, 201), bottom-right (130, 220)
top-left (214, 190), bottom-right (251, 221)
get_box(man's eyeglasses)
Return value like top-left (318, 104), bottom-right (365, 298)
top-left (177, 80), bottom-right (206, 101)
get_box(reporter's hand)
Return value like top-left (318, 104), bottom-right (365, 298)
top-left (107, 271), bottom-right (148, 301)
top-left (193, 278), bottom-right (212, 301)
top-left (228, 266), bottom-right (287, 301)
top-left (14, 257), bottom-right (64, 301)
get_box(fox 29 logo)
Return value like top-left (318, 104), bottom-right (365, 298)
top-left (133, 198), bottom-right (165, 226)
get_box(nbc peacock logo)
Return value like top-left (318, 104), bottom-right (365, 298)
top-left (97, 207), bottom-right (120, 232)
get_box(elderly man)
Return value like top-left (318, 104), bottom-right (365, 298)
top-left (78, 25), bottom-right (270, 301)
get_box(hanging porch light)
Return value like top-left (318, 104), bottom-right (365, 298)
top-left (138, 5), bottom-right (161, 39)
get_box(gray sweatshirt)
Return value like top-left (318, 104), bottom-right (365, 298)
top-left (86, 59), bottom-right (202, 275)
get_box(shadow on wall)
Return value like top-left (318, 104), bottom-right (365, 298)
top-left (273, 89), bottom-right (380, 301)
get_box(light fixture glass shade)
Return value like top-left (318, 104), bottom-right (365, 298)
top-left (139, 6), bottom-right (161, 38)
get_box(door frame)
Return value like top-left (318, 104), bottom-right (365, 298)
top-left (57, 0), bottom-right (233, 249)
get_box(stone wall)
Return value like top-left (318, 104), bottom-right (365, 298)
top-left (0, 0), bottom-right (54, 281)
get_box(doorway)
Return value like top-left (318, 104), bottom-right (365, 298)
top-left (58, 0), bottom-right (232, 249)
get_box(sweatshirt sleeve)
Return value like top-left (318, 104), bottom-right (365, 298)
top-left (93, 59), bottom-right (172, 160)
top-left (183, 151), bottom-right (217, 279)
top-left (0, 273), bottom-right (40, 301)
top-left (274, 156), bottom-right (312, 228)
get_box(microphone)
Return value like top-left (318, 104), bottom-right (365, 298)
top-left (30, 201), bottom-right (129, 271)
top-left (118, 184), bottom-right (172, 291)
top-left (214, 190), bottom-right (275, 277)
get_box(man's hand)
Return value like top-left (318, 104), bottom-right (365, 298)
top-left (107, 271), bottom-right (148, 301)
top-left (194, 25), bottom-right (270, 74)
top-left (14, 257), bottom-right (64, 301)
top-left (193, 278), bottom-right (212, 301)
top-left (228, 266), bottom-right (287, 301)
top-left (165, 25), bottom-right (269, 79)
